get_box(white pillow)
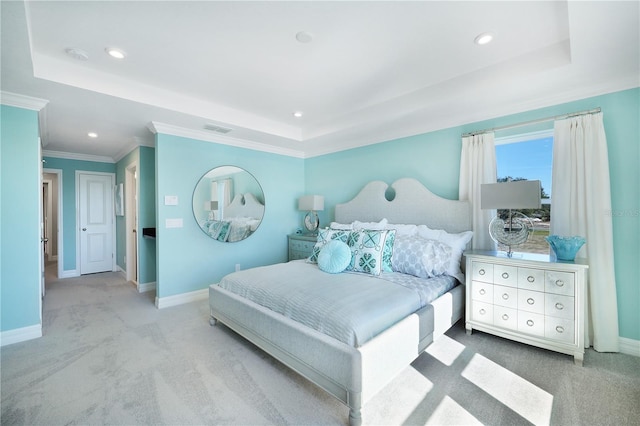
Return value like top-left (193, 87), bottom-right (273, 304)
top-left (329, 222), bottom-right (353, 230)
top-left (352, 218), bottom-right (388, 230)
top-left (385, 223), bottom-right (418, 237)
top-left (416, 225), bottom-right (473, 282)
top-left (391, 235), bottom-right (451, 278)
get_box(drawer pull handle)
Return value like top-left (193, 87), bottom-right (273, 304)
top-left (502, 272), bottom-right (509, 279)
top-left (527, 319), bottom-right (534, 327)
top-left (479, 289), bottom-right (486, 295)
top-left (527, 276), bottom-right (535, 283)
top-left (555, 303), bottom-right (564, 310)
top-left (479, 269), bottom-right (485, 276)
top-left (556, 326), bottom-right (564, 333)
top-left (502, 293), bottom-right (509, 300)
top-left (555, 279), bottom-right (565, 287)
top-left (502, 314), bottom-right (509, 321)
top-left (527, 298), bottom-right (535, 305)
top-left (479, 309), bottom-right (486, 315)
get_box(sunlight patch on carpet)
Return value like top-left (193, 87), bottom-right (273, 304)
top-left (426, 395), bottom-right (483, 425)
top-left (425, 334), bottom-right (466, 366)
top-left (461, 353), bottom-right (553, 425)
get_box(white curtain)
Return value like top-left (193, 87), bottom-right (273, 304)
top-left (459, 133), bottom-right (497, 250)
top-left (551, 112), bottom-right (619, 352)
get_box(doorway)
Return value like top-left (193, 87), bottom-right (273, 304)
top-left (125, 164), bottom-right (138, 284)
top-left (76, 171), bottom-right (115, 275)
top-left (42, 168), bottom-right (62, 284)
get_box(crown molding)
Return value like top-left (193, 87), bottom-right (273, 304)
top-left (42, 150), bottom-right (115, 164)
top-left (1, 91), bottom-right (49, 111)
top-left (148, 122), bottom-right (305, 159)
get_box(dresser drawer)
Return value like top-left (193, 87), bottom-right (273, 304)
top-left (289, 239), bottom-right (315, 252)
top-left (493, 285), bottom-right (518, 309)
top-left (289, 249), bottom-right (310, 261)
top-left (493, 264), bottom-right (518, 287)
top-left (288, 235), bottom-right (317, 261)
top-left (545, 271), bottom-right (575, 296)
top-left (471, 281), bottom-right (494, 303)
top-left (517, 289), bottom-right (545, 314)
top-left (518, 311), bottom-right (545, 337)
top-left (545, 317), bottom-right (575, 344)
top-left (472, 262), bottom-right (494, 282)
top-left (493, 306), bottom-right (518, 331)
top-left (517, 267), bottom-right (545, 292)
top-left (545, 293), bottom-right (575, 320)
top-left (471, 301), bottom-right (494, 324)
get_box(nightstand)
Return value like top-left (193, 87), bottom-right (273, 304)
top-left (464, 250), bottom-right (589, 365)
top-left (287, 233), bottom-right (317, 261)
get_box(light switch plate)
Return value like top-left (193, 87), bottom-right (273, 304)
top-left (164, 195), bottom-right (178, 206)
top-left (165, 218), bottom-right (183, 228)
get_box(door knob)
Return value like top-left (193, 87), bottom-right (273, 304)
top-left (82, 228), bottom-right (87, 231)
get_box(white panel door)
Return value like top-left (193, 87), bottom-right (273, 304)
top-left (79, 173), bottom-right (114, 274)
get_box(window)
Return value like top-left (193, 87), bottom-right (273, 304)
top-left (495, 130), bottom-right (553, 254)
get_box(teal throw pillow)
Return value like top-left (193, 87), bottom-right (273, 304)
top-left (318, 240), bottom-right (352, 274)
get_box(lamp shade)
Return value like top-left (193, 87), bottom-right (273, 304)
top-left (204, 201), bottom-right (219, 211)
top-left (298, 195), bottom-right (324, 211)
top-left (481, 180), bottom-right (541, 210)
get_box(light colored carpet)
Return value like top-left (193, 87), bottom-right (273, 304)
top-left (2, 264), bottom-right (639, 425)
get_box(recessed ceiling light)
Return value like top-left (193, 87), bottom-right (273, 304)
top-left (65, 47), bottom-right (89, 61)
top-left (105, 47), bottom-right (126, 59)
top-left (295, 31), bottom-right (313, 44)
top-left (474, 32), bottom-right (494, 45)
top-left (293, 111), bottom-right (304, 118)
top-left (88, 132), bottom-right (98, 138)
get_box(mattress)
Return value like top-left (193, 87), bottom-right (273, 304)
top-left (215, 260), bottom-right (457, 347)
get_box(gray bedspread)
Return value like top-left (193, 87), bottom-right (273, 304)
top-left (215, 260), bottom-right (457, 347)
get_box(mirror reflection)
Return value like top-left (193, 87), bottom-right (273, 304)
top-left (193, 166), bottom-right (265, 242)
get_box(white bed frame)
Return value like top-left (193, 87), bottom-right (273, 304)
top-left (209, 178), bottom-right (471, 425)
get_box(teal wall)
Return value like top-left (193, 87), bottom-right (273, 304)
top-left (155, 134), bottom-right (304, 299)
top-left (41, 157), bottom-right (115, 273)
top-left (306, 88), bottom-right (639, 341)
top-left (115, 146), bottom-right (156, 284)
top-left (1, 105), bottom-right (41, 332)
top-left (139, 146), bottom-right (156, 284)
top-left (2, 88), bottom-right (637, 344)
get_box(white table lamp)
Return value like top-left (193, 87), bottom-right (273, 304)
top-left (481, 180), bottom-right (541, 257)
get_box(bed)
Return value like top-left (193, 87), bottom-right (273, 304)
top-left (209, 178), bottom-right (471, 425)
top-left (203, 192), bottom-right (264, 242)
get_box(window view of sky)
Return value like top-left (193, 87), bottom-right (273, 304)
top-left (496, 137), bottom-right (553, 198)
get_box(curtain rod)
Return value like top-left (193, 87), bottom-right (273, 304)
top-left (461, 107), bottom-right (601, 138)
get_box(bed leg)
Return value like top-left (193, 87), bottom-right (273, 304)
top-left (209, 316), bottom-right (218, 326)
top-left (348, 408), bottom-right (362, 426)
top-left (348, 392), bottom-right (362, 426)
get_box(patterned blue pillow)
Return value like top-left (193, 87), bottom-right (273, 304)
top-left (391, 236), bottom-right (452, 278)
top-left (346, 229), bottom-right (395, 276)
top-left (308, 229), bottom-right (350, 263)
top-left (318, 240), bottom-right (352, 274)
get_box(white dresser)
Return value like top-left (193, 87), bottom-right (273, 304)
top-left (464, 250), bottom-right (589, 365)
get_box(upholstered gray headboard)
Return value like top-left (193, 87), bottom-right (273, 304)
top-left (335, 178), bottom-right (471, 234)
top-left (224, 193), bottom-right (264, 219)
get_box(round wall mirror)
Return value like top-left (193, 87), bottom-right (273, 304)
top-left (193, 166), bottom-right (265, 242)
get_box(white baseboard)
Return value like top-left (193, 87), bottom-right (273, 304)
top-left (0, 324), bottom-right (42, 347)
top-left (156, 288), bottom-right (208, 309)
top-left (138, 281), bottom-right (156, 293)
top-left (59, 269), bottom-right (79, 278)
top-left (619, 336), bottom-right (640, 357)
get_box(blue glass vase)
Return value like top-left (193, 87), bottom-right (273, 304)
top-left (545, 235), bottom-right (586, 261)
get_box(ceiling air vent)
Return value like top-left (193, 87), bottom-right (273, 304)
top-left (204, 123), bottom-right (232, 134)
